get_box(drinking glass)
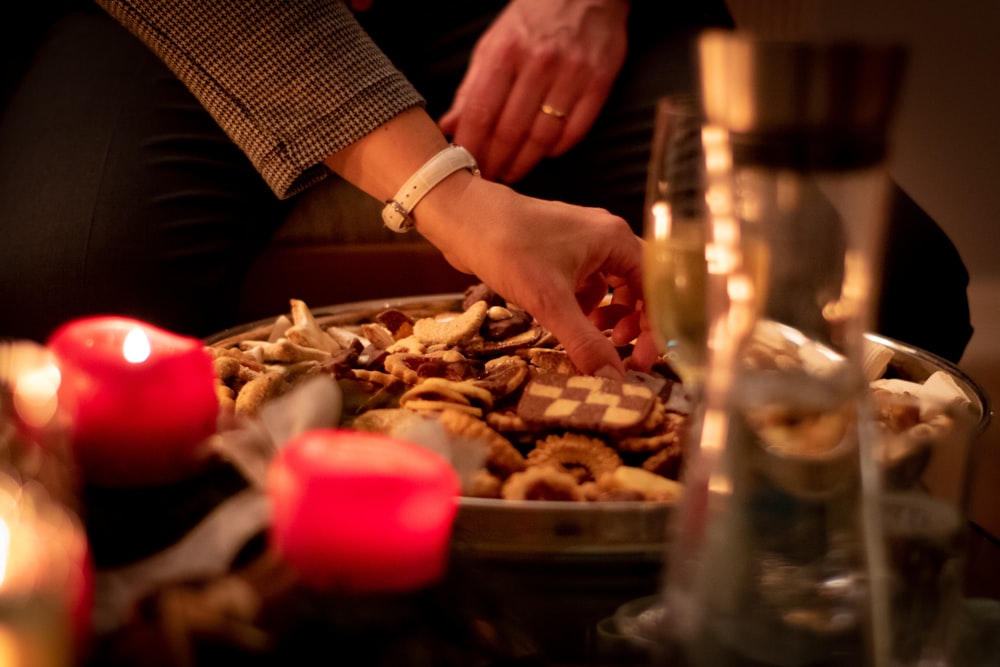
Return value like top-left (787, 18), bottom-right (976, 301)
top-left (871, 366), bottom-right (986, 667)
top-left (642, 95), bottom-right (712, 396)
top-left (626, 94), bottom-right (768, 665)
top-left (1, 341), bottom-right (91, 665)
top-left (643, 96), bottom-right (766, 400)
top-left (650, 30), bottom-right (911, 667)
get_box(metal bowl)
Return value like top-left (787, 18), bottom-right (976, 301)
top-left (863, 331), bottom-right (992, 435)
top-left (207, 294), bottom-right (678, 559)
top-left (208, 295), bottom-right (991, 662)
top-left (207, 295), bottom-right (991, 559)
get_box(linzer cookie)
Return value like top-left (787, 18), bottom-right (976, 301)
top-left (516, 372), bottom-right (655, 436)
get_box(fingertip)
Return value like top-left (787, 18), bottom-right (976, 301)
top-left (552, 322), bottom-right (626, 380)
top-left (594, 363), bottom-right (625, 382)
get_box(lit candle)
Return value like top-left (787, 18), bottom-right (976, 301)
top-left (267, 429), bottom-right (461, 592)
top-left (47, 317), bottom-right (218, 486)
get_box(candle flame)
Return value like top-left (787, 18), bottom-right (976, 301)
top-left (123, 327), bottom-right (152, 364)
top-left (0, 517), bottom-right (9, 587)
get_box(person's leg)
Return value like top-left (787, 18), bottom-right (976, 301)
top-left (0, 11), bottom-right (289, 342)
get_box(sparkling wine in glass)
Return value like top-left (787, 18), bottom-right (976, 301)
top-left (642, 96), bottom-right (712, 394)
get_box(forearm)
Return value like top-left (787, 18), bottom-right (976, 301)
top-left (96, 0), bottom-right (424, 198)
top-left (321, 107), bottom-right (455, 208)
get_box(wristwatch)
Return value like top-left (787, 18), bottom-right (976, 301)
top-left (381, 144), bottom-right (480, 233)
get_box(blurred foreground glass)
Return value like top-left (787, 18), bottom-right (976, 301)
top-left (1, 341), bottom-right (91, 665)
top-left (651, 30), bottom-right (913, 667)
top-left (869, 350), bottom-right (986, 666)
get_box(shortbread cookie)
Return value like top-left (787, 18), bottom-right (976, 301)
top-left (640, 442), bottom-right (684, 479)
top-left (412, 300), bottom-right (488, 346)
top-left (618, 410), bottom-right (685, 454)
top-left (399, 377), bottom-right (494, 413)
top-left (502, 466), bottom-right (583, 501)
top-left (595, 466), bottom-right (684, 502)
top-left (383, 352), bottom-right (479, 385)
top-left (234, 371), bottom-right (286, 418)
top-left (527, 433), bottom-right (622, 483)
top-left (436, 408), bottom-right (527, 479)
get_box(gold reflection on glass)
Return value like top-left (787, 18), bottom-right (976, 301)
top-left (726, 273), bottom-right (757, 346)
top-left (700, 407), bottom-right (733, 495)
top-left (0, 517), bottom-right (9, 587)
top-left (649, 200), bottom-right (672, 241)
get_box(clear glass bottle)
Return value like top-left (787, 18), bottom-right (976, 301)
top-left (657, 31), bottom-right (908, 667)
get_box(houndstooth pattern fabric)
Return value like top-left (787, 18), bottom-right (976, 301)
top-left (96, 0), bottom-right (425, 199)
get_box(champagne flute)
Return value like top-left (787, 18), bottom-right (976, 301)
top-left (642, 96), bottom-right (713, 397)
top-left (618, 95), bottom-right (766, 658)
top-left (608, 96), bottom-right (716, 658)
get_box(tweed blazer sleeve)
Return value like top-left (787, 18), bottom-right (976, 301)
top-left (96, 0), bottom-right (425, 198)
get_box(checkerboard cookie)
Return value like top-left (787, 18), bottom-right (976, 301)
top-left (516, 372), bottom-right (656, 436)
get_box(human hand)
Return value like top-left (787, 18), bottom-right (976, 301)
top-left (415, 174), bottom-right (651, 379)
top-left (322, 108), bottom-right (651, 377)
top-left (438, 0), bottom-right (629, 184)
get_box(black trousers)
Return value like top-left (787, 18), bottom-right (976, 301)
top-left (0, 2), bottom-right (972, 362)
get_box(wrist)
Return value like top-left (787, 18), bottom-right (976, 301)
top-left (410, 171), bottom-right (512, 273)
top-left (381, 145), bottom-right (480, 233)
top-left (409, 168), bottom-right (482, 241)
top-left (322, 107), bottom-right (451, 205)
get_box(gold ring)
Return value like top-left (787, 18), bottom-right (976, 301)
top-left (540, 103), bottom-right (568, 120)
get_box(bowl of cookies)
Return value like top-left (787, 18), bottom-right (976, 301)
top-left (206, 283), bottom-right (989, 552)
top-left (205, 283), bottom-right (989, 662)
top-left (206, 285), bottom-right (692, 559)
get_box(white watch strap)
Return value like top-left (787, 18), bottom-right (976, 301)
top-left (381, 144), bottom-right (480, 233)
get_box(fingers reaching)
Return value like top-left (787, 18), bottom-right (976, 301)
top-left (438, 0), bottom-right (628, 184)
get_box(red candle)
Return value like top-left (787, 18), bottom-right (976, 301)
top-left (47, 317), bottom-right (218, 486)
top-left (267, 429), bottom-right (461, 592)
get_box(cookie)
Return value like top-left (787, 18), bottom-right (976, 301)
top-left (399, 377), bottom-right (494, 412)
top-left (436, 408), bottom-right (526, 479)
top-left (502, 466), bottom-right (583, 502)
top-left (618, 409), bottom-right (686, 454)
top-left (412, 299), bottom-right (488, 347)
top-left (516, 372), bottom-right (655, 436)
top-left (527, 433), bottom-right (622, 483)
top-left (595, 466), bottom-right (683, 502)
top-left (473, 355), bottom-right (530, 400)
top-left (516, 348), bottom-right (579, 375)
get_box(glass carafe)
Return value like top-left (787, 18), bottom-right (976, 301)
top-left (657, 31), bottom-right (908, 667)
